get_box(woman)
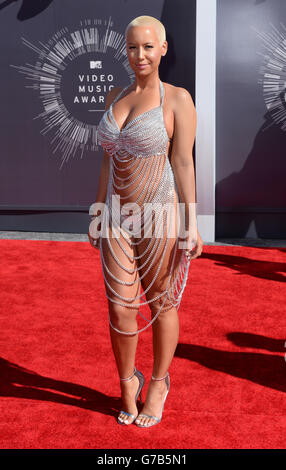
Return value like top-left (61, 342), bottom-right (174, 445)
top-left (88, 15), bottom-right (203, 428)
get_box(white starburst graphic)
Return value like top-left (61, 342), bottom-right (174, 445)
top-left (11, 17), bottom-right (134, 169)
top-left (254, 22), bottom-right (286, 132)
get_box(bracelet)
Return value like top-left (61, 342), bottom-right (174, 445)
top-left (185, 248), bottom-right (193, 260)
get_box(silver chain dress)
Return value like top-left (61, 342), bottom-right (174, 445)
top-left (96, 79), bottom-right (191, 335)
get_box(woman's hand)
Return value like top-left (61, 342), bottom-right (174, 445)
top-left (183, 228), bottom-right (204, 261)
top-left (88, 230), bottom-right (100, 250)
top-left (88, 216), bottom-right (101, 250)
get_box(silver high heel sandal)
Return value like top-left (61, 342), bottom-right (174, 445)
top-left (135, 371), bottom-right (170, 428)
top-left (117, 366), bottom-right (145, 425)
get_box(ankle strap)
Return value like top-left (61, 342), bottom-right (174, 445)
top-left (151, 371), bottom-right (169, 381)
top-left (119, 366), bottom-right (136, 382)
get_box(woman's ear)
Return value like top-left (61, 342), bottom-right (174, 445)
top-left (161, 40), bottom-right (168, 56)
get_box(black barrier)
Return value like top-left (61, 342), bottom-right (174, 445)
top-left (0, 449), bottom-right (285, 466)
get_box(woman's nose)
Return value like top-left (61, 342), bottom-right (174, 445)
top-left (137, 47), bottom-right (144, 59)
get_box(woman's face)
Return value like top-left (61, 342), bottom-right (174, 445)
top-left (126, 25), bottom-right (167, 76)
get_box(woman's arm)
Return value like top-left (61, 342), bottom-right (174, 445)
top-left (94, 150), bottom-right (110, 204)
top-left (88, 87), bottom-right (120, 247)
top-left (170, 87), bottom-right (203, 259)
top-left (93, 85), bottom-right (124, 205)
top-left (88, 151), bottom-right (109, 249)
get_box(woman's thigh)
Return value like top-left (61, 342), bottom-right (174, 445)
top-left (134, 208), bottom-right (183, 316)
top-left (100, 224), bottom-right (142, 318)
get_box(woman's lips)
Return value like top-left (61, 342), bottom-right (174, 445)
top-left (136, 64), bottom-right (148, 68)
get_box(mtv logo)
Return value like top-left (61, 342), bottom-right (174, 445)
top-left (90, 60), bottom-right (102, 69)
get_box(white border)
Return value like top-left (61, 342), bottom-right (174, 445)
top-left (195, 0), bottom-right (216, 242)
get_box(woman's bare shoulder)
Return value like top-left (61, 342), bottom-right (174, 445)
top-left (163, 82), bottom-right (195, 111)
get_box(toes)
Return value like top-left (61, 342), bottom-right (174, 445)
top-left (118, 413), bottom-right (131, 424)
top-left (144, 417), bottom-right (156, 427)
top-left (135, 416), bottom-right (144, 426)
top-left (135, 415), bottom-right (157, 427)
top-left (145, 418), bottom-right (153, 427)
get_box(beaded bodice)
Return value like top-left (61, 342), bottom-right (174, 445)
top-left (97, 80), bottom-right (171, 158)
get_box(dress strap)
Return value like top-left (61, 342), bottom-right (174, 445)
top-left (112, 81), bottom-right (164, 107)
top-left (160, 80), bottom-right (172, 143)
top-left (159, 80), bottom-right (164, 107)
top-left (111, 84), bottom-right (129, 107)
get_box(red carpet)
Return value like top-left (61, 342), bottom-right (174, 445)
top-left (0, 239), bottom-right (285, 449)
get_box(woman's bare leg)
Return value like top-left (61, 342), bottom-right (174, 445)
top-left (134, 207), bottom-right (182, 427)
top-left (152, 307), bottom-right (179, 378)
top-left (101, 224), bottom-right (142, 424)
top-left (135, 307), bottom-right (179, 426)
top-left (109, 305), bottom-right (141, 424)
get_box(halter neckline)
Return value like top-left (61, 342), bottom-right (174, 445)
top-left (110, 80), bottom-right (164, 133)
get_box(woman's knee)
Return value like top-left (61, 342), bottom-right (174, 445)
top-left (149, 297), bottom-right (175, 318)
top-left (108, 302), bottom-right (138, 328)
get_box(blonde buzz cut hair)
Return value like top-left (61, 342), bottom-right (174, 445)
top-left (125, 15), bottom-right (166, 47)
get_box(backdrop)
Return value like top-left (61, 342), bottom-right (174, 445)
top-left (0, 0), bottom-right (196, 233)
top-left (216, 0), bottom-right (286, 238)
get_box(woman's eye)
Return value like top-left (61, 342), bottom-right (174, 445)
top-left (128, 46), bottom-right (153, 50)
